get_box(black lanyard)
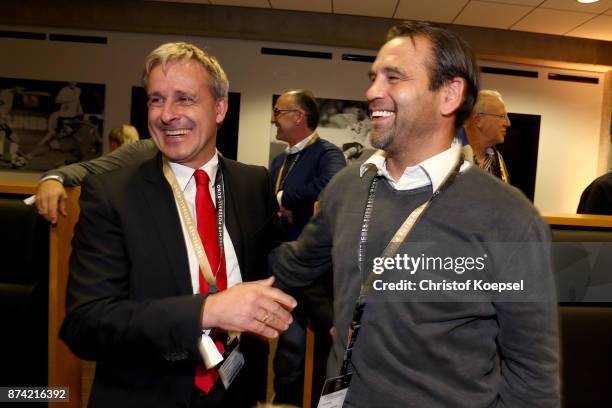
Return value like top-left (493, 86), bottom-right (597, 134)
top-left (340, 156), bottom-right (464, 376)
top-left (212, 160), bottom-right (226, 281)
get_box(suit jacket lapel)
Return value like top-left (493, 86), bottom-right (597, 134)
top-left (140, 154), bottom-right (193, 294)
top-left (219, 157), bottom-right (246, 278)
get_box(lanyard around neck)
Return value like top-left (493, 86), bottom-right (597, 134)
top-left (340, 153), bottom-right (464, 376)
top-left (274, 134), bottom-right (319, 194)
top-left (162, 157), bottom-right (226, 289)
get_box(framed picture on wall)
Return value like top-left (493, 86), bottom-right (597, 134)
top-left (269, 94), bottom-right (374, 166)
top-left (269, 94), bottom-right (541, 203)
top-left (0, 77), bottom-right (105, 171)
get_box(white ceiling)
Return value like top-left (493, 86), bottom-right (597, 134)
top-left (153, 0), bottom-right (612, 42)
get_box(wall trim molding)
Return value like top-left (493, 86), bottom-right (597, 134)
top-left (1, 0), bottom-right (611, 69)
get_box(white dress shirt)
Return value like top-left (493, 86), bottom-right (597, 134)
top-left (360, 138), bottom-right (470, 192)
top-left (284, 131), bottom-right (317, 155)
top-left (169, 153), bottom-right (242, 366)
top-left (168, 153), bottom-right (242, 294)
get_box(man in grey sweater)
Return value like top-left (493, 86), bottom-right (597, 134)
top-left (270, 21), bottom-right (559, 407)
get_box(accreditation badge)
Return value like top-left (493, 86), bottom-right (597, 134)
top-left (218, 336), bottom-right (244, 389)
top-left (317, 374), bottom-right (352, 408)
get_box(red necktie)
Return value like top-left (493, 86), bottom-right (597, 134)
top-left (193, 169), bottom-right (228, 393)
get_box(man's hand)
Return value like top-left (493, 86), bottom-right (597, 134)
top-left (277, 206), bottom-right (294, 224)
top-left (330, 326), bottom-right (337, 339)
top-left (35, 179), bottom-right (67, 224)
top-left (201, 276), bottom-right (297, 339)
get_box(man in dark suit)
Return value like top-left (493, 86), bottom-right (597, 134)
top-left (60, 42), bottom-right (296, 408)
top-left (269, 89), bottom-right (345, 405)
top-left (577, 171), bottom-right (612, 215)
top-left (270, 89), bottom-right (346, 240)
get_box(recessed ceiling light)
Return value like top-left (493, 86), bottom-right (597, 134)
top-left (576, 0), bottom-right (600, 4)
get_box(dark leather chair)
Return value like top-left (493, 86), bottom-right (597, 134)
top-left (0, 196), bottom-right (49, 387)
top-left (551, 226), bottom-right (612, 407)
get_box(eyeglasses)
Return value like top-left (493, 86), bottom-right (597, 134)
top-left (477, 112), bottom-right (509, 120)
top-left (273, 108), bottom-right (298, 117)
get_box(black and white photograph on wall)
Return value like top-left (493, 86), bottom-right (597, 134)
top-left (0, 77), bottom-right (105, 171)
top-left (269, 94), bottom-right (374, 165)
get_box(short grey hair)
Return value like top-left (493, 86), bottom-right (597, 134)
top-left (142, 42), bottom-right (229, 99)
top-left (472, 90), bottom-right (504, 115)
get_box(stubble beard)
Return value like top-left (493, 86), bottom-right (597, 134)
top-left (370, 123), bottom-right (395, 151)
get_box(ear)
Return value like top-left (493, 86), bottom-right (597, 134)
top-left (472, 113), bottom-right (484, 129)
top-left (215, 97), bottom-right (229, 125)
top-left (296, 110), bottom-right (306, 125)
top-left (439, 77), bottom-right (466, 117)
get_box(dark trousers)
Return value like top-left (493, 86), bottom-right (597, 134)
top-left (190, 347), bottom-right (266, 408)
top-left (273, 307), bottom-right (308, 405)
top-left (273, 274), bottom-right (334, 407)
top-left (190, 369), bottom-right (255, 408)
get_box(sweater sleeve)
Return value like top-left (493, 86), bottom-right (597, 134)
top-left (270, 174), bottom-right (337, 289)
top-left (41, 139), bottom-right (158, 186)
top-left (494, 216), bottom-right (560, 407)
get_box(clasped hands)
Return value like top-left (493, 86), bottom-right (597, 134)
top-left (201, 276), bottom-right (296, 339)
top-left (277, 206), bottom-right (293, 224)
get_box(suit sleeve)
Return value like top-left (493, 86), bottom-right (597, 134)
top-left (494, 217), bottom-right (560, 407)
top-left (41, 139), bottom-right (158, 187)
top-left (59, 174), bottom-right (204, 363)
top-left (281, 146), bottom-right (346, 209)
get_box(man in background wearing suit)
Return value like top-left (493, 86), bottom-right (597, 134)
top-left (269, 89), bottom-right (345, 405)
top-left (60, 42), bottom-right (295, 408)
top-left (270, 89), bottom-right (346, 240)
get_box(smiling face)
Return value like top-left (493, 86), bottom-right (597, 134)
top-left (147, 60), bottom-right (228, 169)
top-left (271, 93), bottom-right (301, 145)
top-left (366, 36), bottom-right (443, 155)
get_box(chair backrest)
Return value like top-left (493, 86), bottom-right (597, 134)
top-left (546, 214), bottom-right (612, 407)
top-left (0, 193), bottom-right (49, 386)
top-left (0, 196), bottom-right (49, 283)
top-left (558, 306), bottom-right (612, 407)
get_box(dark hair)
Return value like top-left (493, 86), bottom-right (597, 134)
top-left (286, 89), bottom-right (320, 130)
top-left (387, 21), bottom-right (479, 128)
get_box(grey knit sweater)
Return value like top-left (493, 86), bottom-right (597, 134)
top-left (271, 164), bottom-right (559, 407)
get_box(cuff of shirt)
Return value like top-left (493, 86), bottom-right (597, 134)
top-left (39, 174), bottom-right (65, 185)
top-left (276, 190), bottom-right (283, 208)
top-left (198, 333), bottom-right (224, 369)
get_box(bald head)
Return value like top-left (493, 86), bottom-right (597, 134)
top-left (271, 89), bottom-right (319, 146)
